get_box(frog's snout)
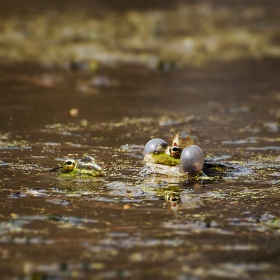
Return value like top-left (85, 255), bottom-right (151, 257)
top-left (169, 146), bottom-right (182, 158)
top-left (91, 163), bottom-right (103, 171)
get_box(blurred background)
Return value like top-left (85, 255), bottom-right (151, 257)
top-left (1, 0), bottom-right (279, 68)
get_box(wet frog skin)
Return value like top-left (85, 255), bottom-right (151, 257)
top-left (53, 154), bottom-right (104, 179)
top-left (144, 152), bottom-right (181, 166)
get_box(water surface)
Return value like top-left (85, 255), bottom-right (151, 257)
top-left (0, 1), bottom-right (280, 279)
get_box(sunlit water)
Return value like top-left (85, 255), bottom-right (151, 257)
top-left (0, 59), bottom-right (279, 280)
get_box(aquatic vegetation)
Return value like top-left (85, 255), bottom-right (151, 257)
top-left (0, 139), bottom-right (32, 150)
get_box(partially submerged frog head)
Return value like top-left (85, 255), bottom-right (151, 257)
top-left (55, 154), bottom-right (104, 179)
top-left (143, 132), bottom-right (199, 167)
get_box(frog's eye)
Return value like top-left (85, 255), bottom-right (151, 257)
top-left (169, 146), bottom-right (182, 158)
top-left (62, 159), bottom-right (77, 173)
top-left (158, 143), bottom-right (168, 150)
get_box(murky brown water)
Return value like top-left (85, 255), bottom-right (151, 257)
top-left (1, 1), bottom-right (280, 279)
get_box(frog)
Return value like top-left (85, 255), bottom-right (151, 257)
top-left (143, 132), bottom-right (233, 179)
top-left (143, 132), bottom-right (204, 176)
top-left (51, 154), bottom-right (104, 179)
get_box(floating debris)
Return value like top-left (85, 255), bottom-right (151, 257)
top-left (69, 108), bottom-right (79, 117)
top-left (0, 160), bottom-right (9, 166)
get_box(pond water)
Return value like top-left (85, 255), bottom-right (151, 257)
top-left (0, 59), bottom-right (279, 280)
top-left (0, 1), bottom-right (280, 279)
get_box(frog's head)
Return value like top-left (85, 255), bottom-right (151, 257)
top-left (56, 155), bottom-right (104, 178)
top-left (143, 133), bottom-right (202, 169)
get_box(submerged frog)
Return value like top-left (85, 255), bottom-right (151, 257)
top-left (52, 154), bottom-right (104, 179)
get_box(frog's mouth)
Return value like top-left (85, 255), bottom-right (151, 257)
top-left (50, 166), bottom-right (62, 173)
